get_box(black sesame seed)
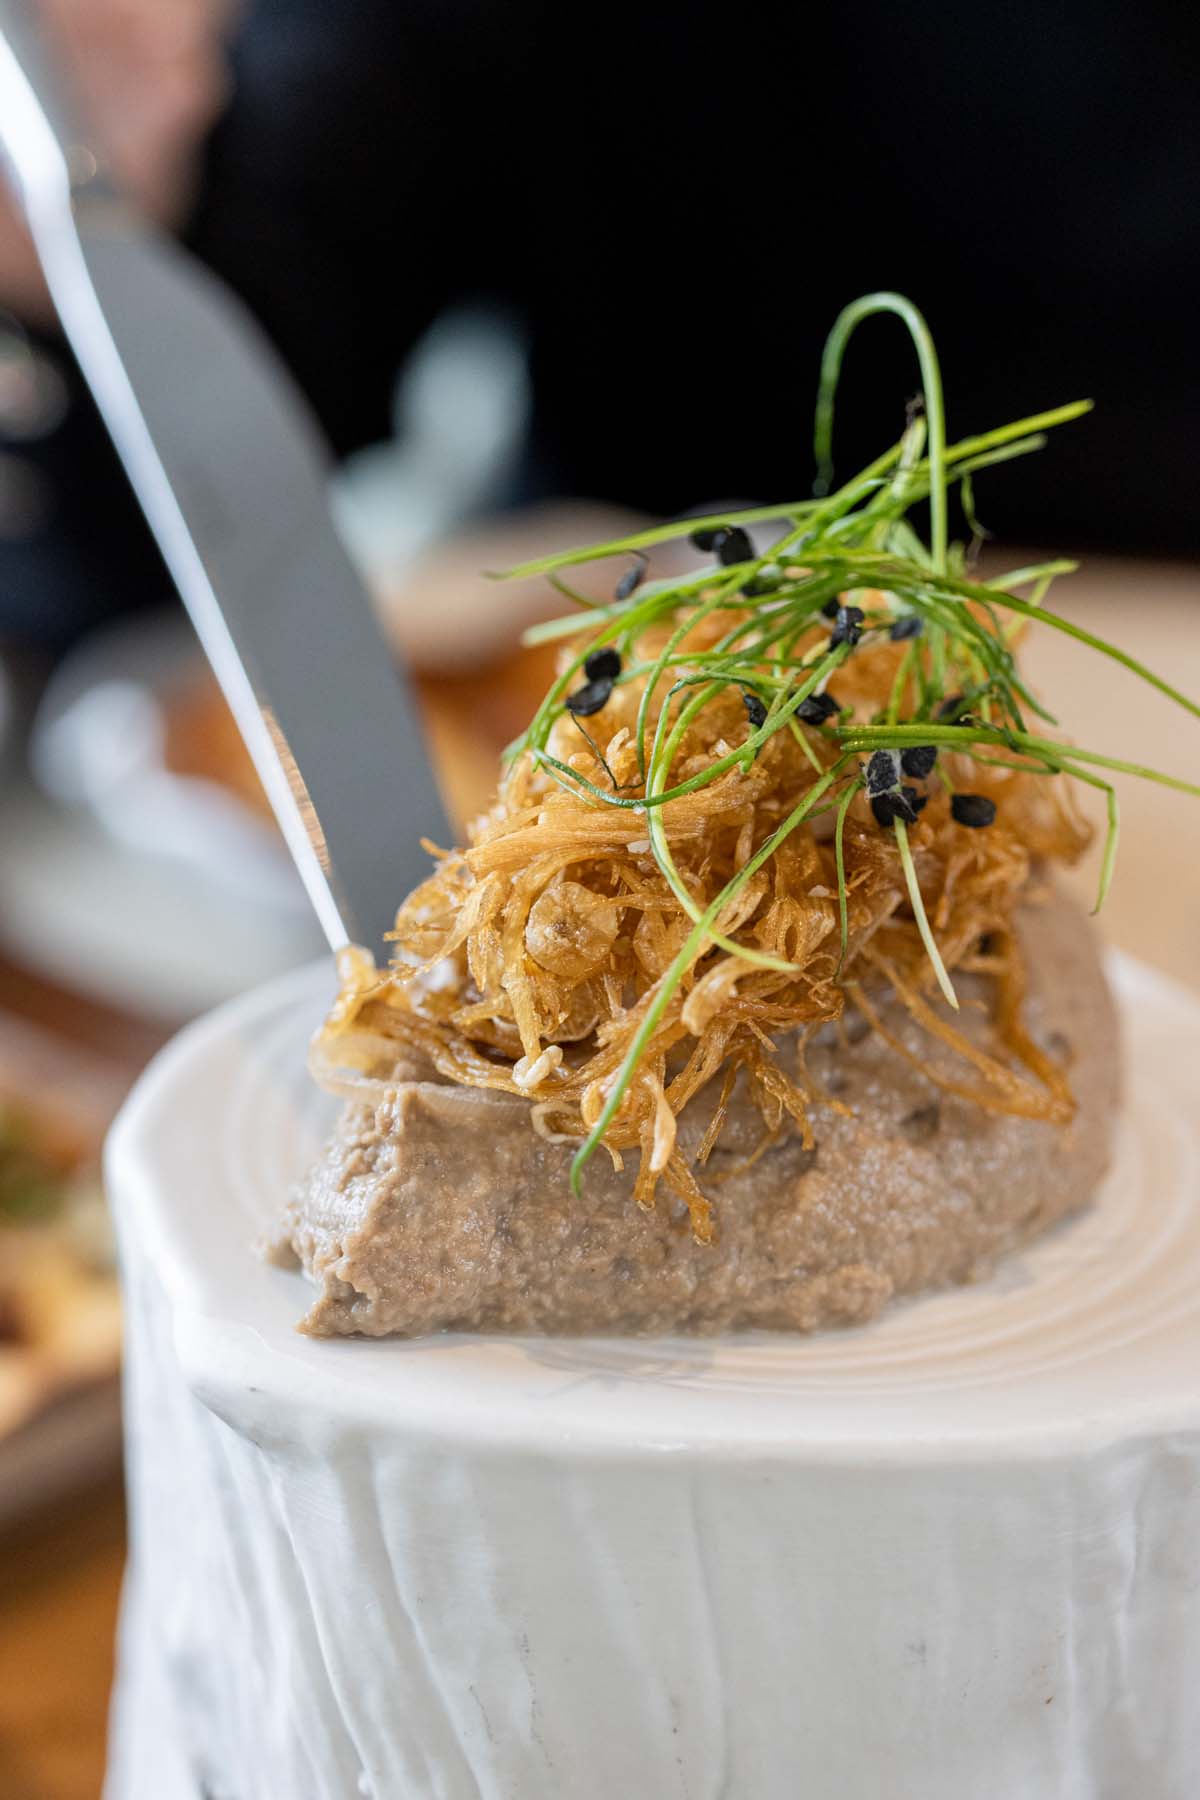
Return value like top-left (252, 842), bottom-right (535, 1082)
top-left (689, 525), bottom-right (725, 552)
top-left (900, 744), bottom-right (938, 779)
top-left (584, 646), bottom-right (622, 682)
top-left (742, 692), bottom-right (768, 731)
top-left (866, 749), bottom-right (900, 795)
top-left (821, 598), bottom-right (841, 620)
top-left (743, 574), bottom-right (776, 597)
top-left (889, 614), bottom-right (924, 641)
top-left (935, 693), bottom-right (979, 729)
top-left (613, 555), bottom-right (647, 601)
top-left (829, 604), bottom-right (865, 650)
top-left (869, 791), bottom-right (901, 827)
top-left (936, 693), bottom-right (980, 725)
top-left (797, 690), bottom-right (839, 725)
top-left (870, 785), bottom-right (925, 828)
top-left (714, 525), bottom-right (755, 566)
top-left (951, 793), bottom-right (997, 829)
top-left (565, 677), bottom-right (614, 717)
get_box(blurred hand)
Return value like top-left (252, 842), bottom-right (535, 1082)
top-left (0, 0), bottom-right (235, 322)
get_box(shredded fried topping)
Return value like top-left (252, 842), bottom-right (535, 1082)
top-left (310, 292), bottom-right (1200, 1240)
top-left (314, 610), bottom-right (1090, 1240)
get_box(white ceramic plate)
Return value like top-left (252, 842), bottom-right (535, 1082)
top-left (109, 951), bottom-right (1200, 1457)
top-left (0, 784), bottom-right (324, 1022)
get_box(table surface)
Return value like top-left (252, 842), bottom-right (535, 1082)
top-left (0, 550), bottom-right (1197, 1800)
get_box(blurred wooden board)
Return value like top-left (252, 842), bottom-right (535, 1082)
top-left (0, 1478), bottom-right (125, 1800)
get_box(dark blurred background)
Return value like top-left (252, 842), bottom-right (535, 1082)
top-left (2, 0), bottom-right (1198, 652)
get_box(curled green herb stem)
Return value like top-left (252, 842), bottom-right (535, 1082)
top-left (833, 778), bottom-right (860, 976)
top-left (814, 292), bottom-right (949, 574)
top-left (893, 818), bottom-right (959, 1010)
top-left (1054, 763), bottom-right (1120, 913)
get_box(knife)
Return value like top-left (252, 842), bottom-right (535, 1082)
top-left (0, 3), bottom-right (452, 959)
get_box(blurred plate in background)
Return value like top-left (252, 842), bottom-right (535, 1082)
top-left (32, 609), bottom-right (307, 915)
top-left (0, 787), bottom-right (325, 1021)
top-left (0, 611), bottom-right (325, 1021)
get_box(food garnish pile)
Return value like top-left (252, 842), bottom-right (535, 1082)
top-left (317, 294), bottom-right (1200, 1242)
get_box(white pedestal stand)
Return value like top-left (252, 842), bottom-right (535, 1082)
top-left (104, 958), bottom-right (1200, 1800)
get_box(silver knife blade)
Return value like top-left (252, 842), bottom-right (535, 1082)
top-left (0, 10), bottom-right (451, 958)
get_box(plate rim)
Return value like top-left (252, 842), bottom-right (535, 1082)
top-left (106, 948), bottom-right (1200, 1465)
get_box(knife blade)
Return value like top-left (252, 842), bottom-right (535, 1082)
top-left (0, 5), bottom-right (452, 958)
